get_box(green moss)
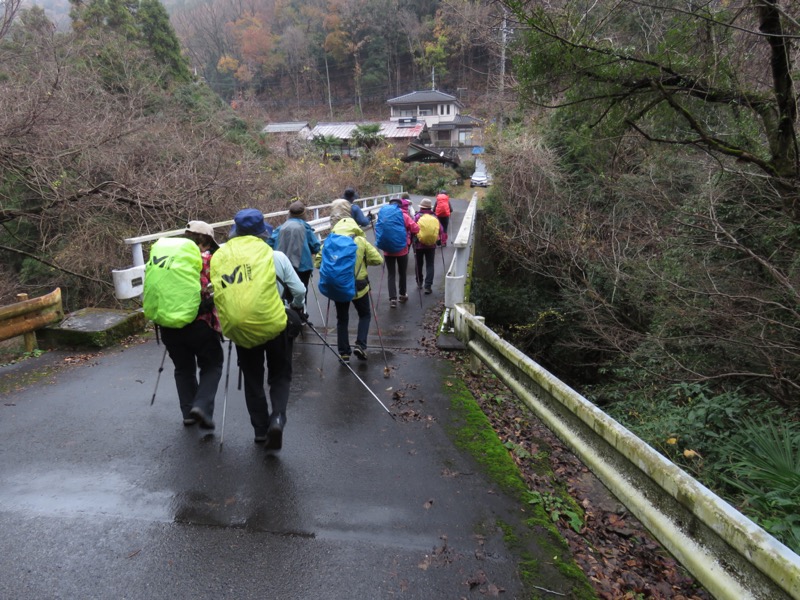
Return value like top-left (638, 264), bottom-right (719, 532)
top-left (445, 375), bottom-right (597, 599)
top-left (0, 363), bottom-right (59, 396)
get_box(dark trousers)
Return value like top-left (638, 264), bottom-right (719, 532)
top-left (297, 269), bottom-right (312, 304)
top-left (415, 248), bottom-right (436, 289)
top-left (161, 320), bottom-right (223, 420)
top-left (385, 254), bottom-right (409, 299)
top-left (438, 216), bottom-right (450, 238)
top-left (335, 293), bottom-right (371, 355)
top-left (236, 331), bottom-right (293, 437)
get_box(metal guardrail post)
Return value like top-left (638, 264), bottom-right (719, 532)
top-left (453, 304), bottom-right (800, 600)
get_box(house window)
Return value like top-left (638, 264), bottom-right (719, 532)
top-left (398, 109), bottom-right (414, 118)
top-left (458, 130), bottom-right (471, 145)
top-left (418, 108), bottom-right (433, 116)
top-left (438, 104), bottom-right (451, 116)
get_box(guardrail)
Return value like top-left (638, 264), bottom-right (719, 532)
top-left (443, 192), bottom-right (478, 324)
top-left (0, 289), bottom-right (64, 351)
top-left (452, 302), bottom-right (800, 599)
top-left (112, 194), bottom-right (394, 300)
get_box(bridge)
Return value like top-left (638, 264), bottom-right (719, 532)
top-left (0, 195), bottom-right (798, 599)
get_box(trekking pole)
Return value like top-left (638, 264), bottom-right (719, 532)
top-left (218, 339), bottom-right (233, 452)
top-left (367, 288), bottom-right (391, 378)
top-left (310, 275), bottom-right (326, 328)
top-left (413, 248), bottom-right (423, 308)
top-left (319, 297), bottom-right (331, 377)
top-left (376, 261), bottom-right (386, 308)
top-left (306, 321), bottom-right (395, 419)
top-left (150, 346), bottom-right (168, 406)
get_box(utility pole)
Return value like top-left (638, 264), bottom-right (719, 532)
top-left (431, 66), bottom-right (435, 90)
top-left (500, 10), bottom-right (507, 94)
top-left (325, 54), bottom-right (333, 119)
top-left (498, 9), bottom-right (509, 134)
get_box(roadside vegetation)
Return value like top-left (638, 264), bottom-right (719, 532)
top-left (473, 1), bottom-right (800, 553)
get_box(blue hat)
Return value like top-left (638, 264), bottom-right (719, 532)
top-left (230, 208), bottom-right (272, 239)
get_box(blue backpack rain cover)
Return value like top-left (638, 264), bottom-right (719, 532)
top-left (318, 233), bottom-right (358, 302)
top-left (375, 204), bottom-right (407, 253)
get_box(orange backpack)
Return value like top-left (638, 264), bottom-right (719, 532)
top-left (435, 193), bottom-right (451, 217)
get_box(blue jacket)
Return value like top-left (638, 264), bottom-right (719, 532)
top-left (350, 204), bottom-right (371, 228)
top-left (268, 217), bottom-right (321, 273)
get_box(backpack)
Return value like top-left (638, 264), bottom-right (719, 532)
top-left (416, 213), bottom-right (440, 246)
top-left (318, 232), bottom-right (358, 302)
top-left (374, 203), bottom-right (407, 253)
top-left (435, 193), bottom-right (451, 217)
top-left (210, 236), bottom-right (287, 348)
top-left (143, 237), bottom-right (202, 329)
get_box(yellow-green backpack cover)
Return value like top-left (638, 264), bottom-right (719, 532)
top-left (210, 236), bottom-right (286, 348)
top-left (143, 237), bottom-right (202, 329)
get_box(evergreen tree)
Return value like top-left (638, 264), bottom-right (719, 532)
top-left (137, 0), bottom-right (191, 82)
top-left (70, 0), bottom-right (190, 85)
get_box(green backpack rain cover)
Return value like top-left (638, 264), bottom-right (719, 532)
top-left (143, 237), bottom-right (202, 329)
top-left (210, 236), bottom-right (287, 349)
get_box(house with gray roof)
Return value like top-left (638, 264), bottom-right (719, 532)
top-left (387, 90), bottom-right (483, 161)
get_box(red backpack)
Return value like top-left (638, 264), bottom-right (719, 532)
top-left (435, 193), bottom-right (451, 217)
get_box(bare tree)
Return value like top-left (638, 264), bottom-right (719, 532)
top-left (0, 0), bottom-right (22, 40)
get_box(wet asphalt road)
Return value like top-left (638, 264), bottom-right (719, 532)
top-left (0, 199), bottom-right (577, 599)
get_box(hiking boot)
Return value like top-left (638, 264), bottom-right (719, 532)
top-left (189, 406), bottom-right (215, 430)
top-left (254, 432), bottom-right (268, 444)
top-left (353, 345), bottom-right (368, 361)
top-left (398, 295), bottom-right (408, 303)
top-left (266, 414), bottom-right (284, 450)
top-left (390, 298), bottom-right (397, 308)
top-left (339, 353), bottom-right (350, 363)
top-left (424, 287), bottom-right (432, 295)
top-left (183, 417), bottom-right (197, 426)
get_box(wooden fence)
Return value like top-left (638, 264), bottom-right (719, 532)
top-left (0, 289), bottom-right (64, 352)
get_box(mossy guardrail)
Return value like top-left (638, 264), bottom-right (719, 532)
top-left (0, 289), bottom-right (64, 350)
top-left (112, 195), bottom-right (393, 300)
top-left (452, 302), bottom-right (800, 600)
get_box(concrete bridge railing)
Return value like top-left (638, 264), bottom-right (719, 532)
top-left (111, 194), bottom-right (393, 300)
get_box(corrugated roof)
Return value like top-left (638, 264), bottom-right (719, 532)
top-left (306, 121), bottom-right (423, 141)
top-left (307, 122), bottom-right (359, 140)
top-left (262, 122), bottom-right (310, 134)
top-left (387, 90), bottom-right (459, 105)
top-left (379, 122), bottom-right (424, 138)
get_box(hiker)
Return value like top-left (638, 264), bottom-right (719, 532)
top-left (143, 221), bottom-right (223, 430)
top-left (210, 208), bottom-right (306, 450)
top-left (413, 198), bottom-right (444, 295)
top-left (434, 190), bottom-right (452, 242)
top-left (376, 197), bottom-right (419, 308)
top-left (342, 186), bottom-right (372, 228)
top-left (268, 200), bottom-right (321, 305)
top-left (400, 193), bottom-right (416, 220)
top-left (315, 216), bottom-right (383, 362)
top-left (329, 198), bottom-right (354, 228)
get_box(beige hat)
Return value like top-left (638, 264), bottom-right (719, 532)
top-left (289, 201), bottom-right (305, 216)
top-left (186, 220), bottom-right (219, 249)
top-left (419, 198), bottom-right (433, 210)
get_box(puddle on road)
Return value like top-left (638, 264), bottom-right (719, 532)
top-left (0, 470), bottom-right (174, 521)
top-left (0, 469), bottom-right (313, 535)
